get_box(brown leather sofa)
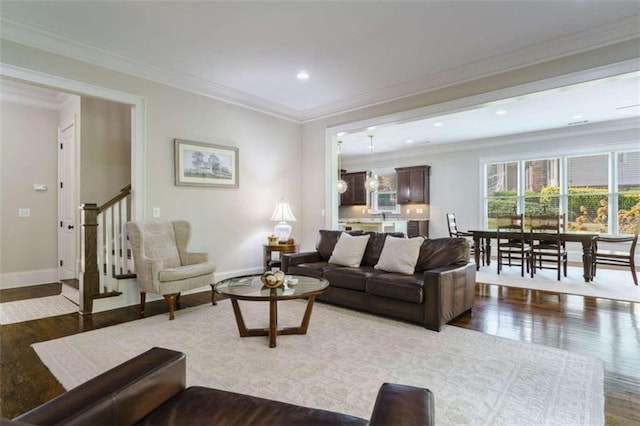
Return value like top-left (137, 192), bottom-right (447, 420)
top-left (283, 230), bottom-right (476, 332)
top-left (8, 347), bottom-right (435, 426)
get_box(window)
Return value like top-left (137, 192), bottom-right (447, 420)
top-left (483, 150), bottom-right (639, 234)
top-left (617, 151), bottom-right (640, 234)
top-left (524, 158), bottom-right (560, 216)
top-left (370, 168), bottom-right (399, 213)
top-left (567, 154), bottom-right (609, 233)
top-left (486, 162), bottom-right (518, 228)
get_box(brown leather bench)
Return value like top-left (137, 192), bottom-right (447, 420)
top-left (7, 347), bottom-right (435, 425)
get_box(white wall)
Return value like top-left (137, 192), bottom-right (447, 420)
top-left (80, 97), bottom-right (131, 205)
top-left (0, 101), bottom-right (58, 283)
top-left (0, 39), bottom-right (302, 284)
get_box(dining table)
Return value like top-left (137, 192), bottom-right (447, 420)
top-left (469, 229), bottom-right (598, 282)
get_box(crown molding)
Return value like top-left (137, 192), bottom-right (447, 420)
top-left (0, 17), bottom-right (302, 122)
top-left (301, 17), bottom-right (640, 122)
top-left (0, 79), bottom-right (66, 110)
top-left (2, 15), bottom-right (638, 122)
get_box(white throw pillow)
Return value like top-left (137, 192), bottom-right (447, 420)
top-left (375, 236), bottom-right (425, 275)
top-left (328, 233), bottom-right (371, 267)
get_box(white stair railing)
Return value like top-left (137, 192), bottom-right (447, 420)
top-left (80, 184), bottom-right (132, 313)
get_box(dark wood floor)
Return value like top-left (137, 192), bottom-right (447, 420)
top-left (1, 283), bottom-right (639, 424)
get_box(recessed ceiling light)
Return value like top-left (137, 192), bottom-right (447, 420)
top-left (406, 139), bottom-right (414, 144)
top-left (337, 132), bottom-right (346, 136)
top-left (571, 114), bottom-right (583, 120)
top-left (496, 110), bottom-right (507, 115)
top-left (433, 122), bottom-right (443, 127)
top-left (296, 71), bottom-right (309, 80)
top-left (367, 126), bottom-right (377, 131)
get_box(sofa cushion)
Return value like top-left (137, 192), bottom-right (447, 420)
top-left (366, 273), bottom-right (424, 304)
top-left (329, 233), bottom-right (370, 267)
top-left (361, 232), bottom-right (405, 267)
top-left (316, 230), bottom-right (364, 260)
top-left (137, 386), bottom-right (368, 426)
top-left (287, 262), bottom-right (340, 279)
top-left (415, 238), bottom-right (470, 272)
top-left (375, 236), bottom-right (424, 275)
top-left (324, 266), bottom-right (381, 291)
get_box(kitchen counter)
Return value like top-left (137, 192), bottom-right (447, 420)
top-left (339, 220), bottom-right (408, 234)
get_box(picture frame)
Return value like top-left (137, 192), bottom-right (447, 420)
top-left (174, 138), bottom-right (239, 188)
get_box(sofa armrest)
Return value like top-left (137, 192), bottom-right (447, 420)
top-left (369, 383), bottom-right (434, 426)
top-left (14, 347), bottom-right (186, 426)
top-left (422, 263), bottom-right (476, 331)
top-left (282, 251), bottom-right (323, 272)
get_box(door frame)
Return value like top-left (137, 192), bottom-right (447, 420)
top-left (57, 114), bottom-right (78, 280)
top-left (0, 63), bottom-right (146, 220)
top-left (0, 63), bottom-right (146, 302)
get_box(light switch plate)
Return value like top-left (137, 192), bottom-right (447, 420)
top-left (152, 207), bottom-right (160, 218)
top-left (18, 208), bottom-right (30, 217)
top-left (33, 183), bottom-right (47, 191)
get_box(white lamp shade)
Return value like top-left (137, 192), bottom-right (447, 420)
top-left (271, 200), bottom-right (296, 242)
top-left (270, 201), bottom-right (297, 222)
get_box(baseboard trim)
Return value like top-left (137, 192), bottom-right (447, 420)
top-left (0, 269), bottom-right (58, 289)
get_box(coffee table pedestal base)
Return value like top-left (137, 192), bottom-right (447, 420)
top-left (229, 296), bottom-right (317, 348)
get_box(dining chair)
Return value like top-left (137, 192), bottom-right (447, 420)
top-left (446, 213), bottom-right (485, 266)
top-left (591, 223), bottom-right (638, 285)
top-left (529, 214), bottom-right (567, 280)
top-left (496, 214), bottom-right (530, 277)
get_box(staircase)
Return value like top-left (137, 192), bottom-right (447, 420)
top-left (79, 184), bottom-right (134, 314)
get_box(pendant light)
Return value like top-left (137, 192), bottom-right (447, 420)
top-left (364, 135), bottom-right (379, 192)
top-left (337, 140), bottom-right (348, 194)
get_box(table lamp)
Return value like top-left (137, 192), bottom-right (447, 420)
top-left (270, 199), bottom-right (297, 243)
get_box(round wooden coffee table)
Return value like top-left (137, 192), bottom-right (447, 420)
top-left (213, 274), bottom-right (329, 348)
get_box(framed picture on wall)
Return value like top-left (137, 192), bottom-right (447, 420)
top-left (174, 139), bottom-right (239, 188)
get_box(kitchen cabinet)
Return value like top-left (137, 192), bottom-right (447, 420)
top-left (407, 220), bottom-right (429, 238)
top-left (395, 165), bottom-right (430, 204)
top-left (340, 171), bottom-right (367, 205)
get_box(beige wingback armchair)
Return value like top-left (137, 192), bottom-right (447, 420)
top-left (126, 220), bottom-right (216, 320)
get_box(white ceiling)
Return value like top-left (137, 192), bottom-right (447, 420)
top-left (1, 1), bottom-right (639, 124)
top-left (338, 70), bottom-right (640, 157)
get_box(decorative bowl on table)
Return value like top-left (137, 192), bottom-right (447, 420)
top-left (261, 270), bottom-right (285, 288)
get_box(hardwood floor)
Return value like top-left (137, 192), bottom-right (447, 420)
top-left (1, 283), bottom-right (638, 424)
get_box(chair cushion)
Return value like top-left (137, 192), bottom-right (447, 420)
top-left (158, 262), bottom-right (216, 282)
top-left (328, 233), bottom-right (371, 267)
top-left (140, 221), bottom-right (182, 269)
top-left (375, 236), bottom-right (424, 275)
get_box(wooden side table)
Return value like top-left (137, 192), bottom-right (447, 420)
top-left (263, 243), bottom-right (299, 272)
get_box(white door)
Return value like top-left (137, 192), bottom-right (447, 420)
top-left (58, 117), bottom-right (77, 280)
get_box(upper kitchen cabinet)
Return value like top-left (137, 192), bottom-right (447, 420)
top-left (340, 171), bottom-right (368, 205)
top-left (395, 165), bottom-right (430, 204)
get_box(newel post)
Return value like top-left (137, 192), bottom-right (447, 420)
top-left (81, 203), bottom-right (99, 314)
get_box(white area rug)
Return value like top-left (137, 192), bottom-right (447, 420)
top-left (33, 300), bottom-right (604, 425)
top-left (0, 295), bottom-right (78, 325)
top-left (477, 265), bottom-right (640, 303)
